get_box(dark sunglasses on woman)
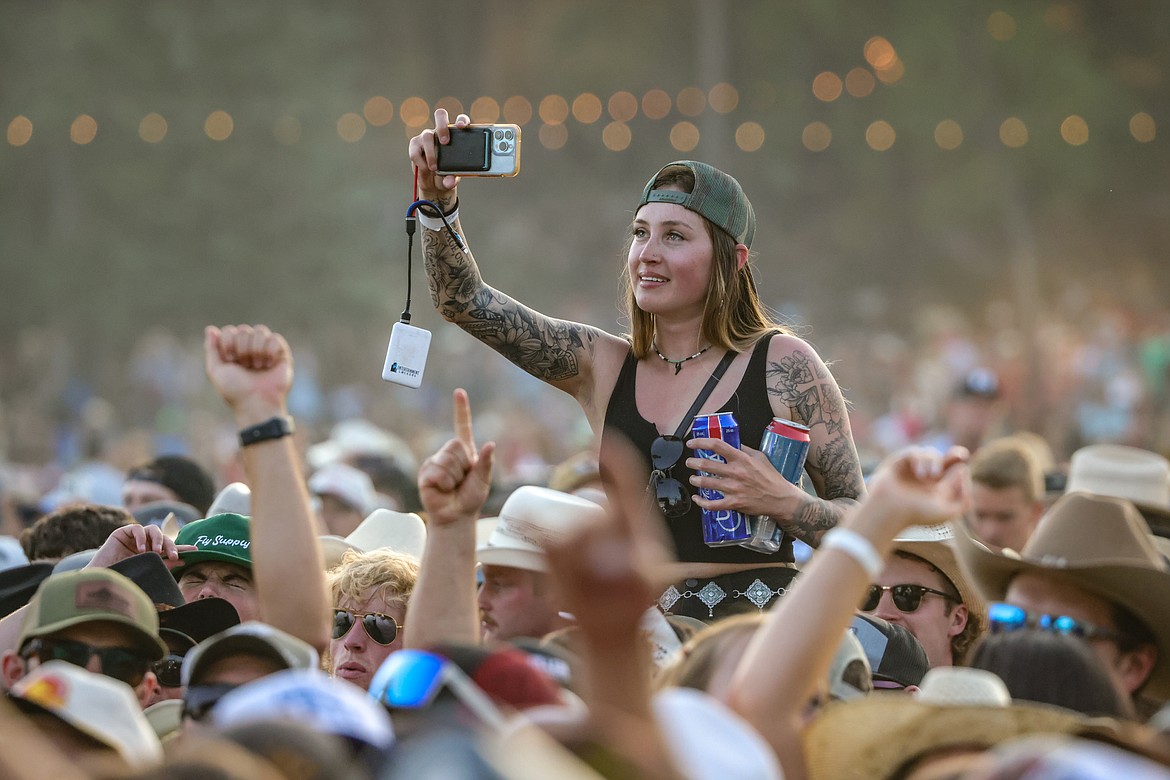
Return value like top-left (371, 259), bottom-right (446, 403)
top-left (649, 435), bottom-right (691, 518)
top-left (333, 609), bottom-right (404, 646)
top-left (860, 583), bottom-right (957, 614)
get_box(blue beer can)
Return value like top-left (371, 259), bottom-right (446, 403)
top-left (690, 411), bottom-right (752, 547)
top-left (741, 418), bottom-right (811, 553)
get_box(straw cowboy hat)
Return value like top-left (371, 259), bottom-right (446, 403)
top-left (891, 523), bottom-right (988, 628)
top-left (1065, 444), bottom-right (1170, 535)
top-left (954, 491), bottom-right (1170, 698)
top-left (804, 695), bottom-right (1083, 780)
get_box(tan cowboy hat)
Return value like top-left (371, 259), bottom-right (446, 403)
top-left (804, 695), bottom-right (1083, 780)
top-left (891, 523), bottom-right (988, 627)
top-left (954, 491), bottom-right (1170, 698)
top-left (1065, 444), bottom-right (1170, 533)
top-left (319, 508), bottom-right (426, 570)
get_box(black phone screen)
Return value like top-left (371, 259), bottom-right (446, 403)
top-left (437, 128), bottom-right (490, 172)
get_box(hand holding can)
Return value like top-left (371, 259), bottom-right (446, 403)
top-left (739, 418), bottom-right (811, 553)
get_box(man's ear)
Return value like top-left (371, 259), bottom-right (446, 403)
top-left (947, 603), bottom-right (969, 637)
top-left (1116, 643), bottom-right (1157, 696)
top-left (1, 650), bottom-right (27, 690)
top-left (136, 670), bottom-right (160, 708)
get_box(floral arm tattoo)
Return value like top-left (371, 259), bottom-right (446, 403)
top-left (766, 349), bottom-right (866, 547)
top-left (422, 222), bottom-right (602, 385)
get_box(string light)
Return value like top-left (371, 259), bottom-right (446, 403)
top-left (8, 115), bottom-right (33, 146)
top-left (572, 93), bottom-right (603, 124)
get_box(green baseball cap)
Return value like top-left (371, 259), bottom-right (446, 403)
top-left (19, 568), bottom-right (166, 660)
top-left (173, 513), bottom-right (252, 578)
top-left (638, 160), bottom-right (756, 248)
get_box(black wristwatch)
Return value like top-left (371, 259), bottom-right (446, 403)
top-left (238, 416), bottom-right (295, 447)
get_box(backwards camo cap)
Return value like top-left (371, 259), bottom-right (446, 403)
top-left (638, 161), bottom-right (756, 248)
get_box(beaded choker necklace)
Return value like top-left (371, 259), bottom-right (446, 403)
top-left (652, 343), bottom-right (712, 375)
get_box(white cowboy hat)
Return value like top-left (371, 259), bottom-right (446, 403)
top-left (319, 508), bottom-right (426, 570)
top-left (1065, 444), bottom-right (1170, 532)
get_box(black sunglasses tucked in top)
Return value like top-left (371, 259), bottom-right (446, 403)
top-left (649, 435), bottom-right (691, 518)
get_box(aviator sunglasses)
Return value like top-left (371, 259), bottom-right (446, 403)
top-left (860, 583), bottom-right (957, 614)
top-left (332, 609), bottom-right (404, 646)
top-left (20, 637), bottom-right (152, 687)
top-left (988, 602), bottom-right (1129, 643)
top-left (649, 435), bottom-right (691, 518)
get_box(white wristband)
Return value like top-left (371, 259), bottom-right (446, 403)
top-left (417, 206), bottom-right (459, 231)
top-left (820, 527), bottom-right (884, 579)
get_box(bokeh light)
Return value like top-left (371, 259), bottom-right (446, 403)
top-left (864, 36), bottom-right (897, 69)
top-left (435, 96), bottom-right (464, 117)
top-left (503, 96), bottom-right (533, 125)
top-left (669, 121), bottom-right (700, 151)
top-left (865, 120), bottom-right (896, 151)
top-left (469, 96), bottom-right (501, 123)
top-left (539, 122), bottom-right (568, 149)
top-left (1129, 112), bottom-right (1156, 143)
top-left (875, 57), bottom-right (905, 84)
top-left (708, 82), bottom-right (739, 114)
top-left (138, 113), bottom-right (167, 143)
top-left (735, 122), bottom-right (765, 152)
top-left (934, 119), bottom-right (964, 150)
top-left (539, 94), bottom-right (569, 125)
top-left (844, 68), bottom-right (876, 97)
top-left (608, 91), bottom-right (638, 122)
top-left (802, 122), bottom-right (832, 152)
top-left (1060, 115), bottom-right (1088, 146)
top-left (337, 112), bottom-right (367, 142)
top-left (400, 97), bottom-right (430, 128)
top-left (7, 115), bottom-right (32, 146)
top-left (987, 11), bottom-right (1017, 41)
top-left (642, 88), bottom-right (672, 120)
top-left (273, 115), bottom-right (301, 145)
top-left (1044, 3), bottom-right (1080, 33)
top-left (572, 93), bottom-right (603, 124)
top-left (205, 110), bottom-right (233, 141)
top-left (1000, 117), bottom-right (1028, 147)
top-left (364, 97), bottom-right (394, 126)
top-left (676, 86), bottom-right (706, 117)
top-left (812, 71), bottom-right (843, 102)
top-left (602, 121), bottom-right (632, 151)
top-left (71, 114), bottom-right (98, 144)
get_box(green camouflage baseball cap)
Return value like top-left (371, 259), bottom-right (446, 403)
top-left (638, 160), bottom-right (756, 248)
top-left (173, 513), bottom-right (252, 578)
top-left (19, 568), bottom-right (166, 660)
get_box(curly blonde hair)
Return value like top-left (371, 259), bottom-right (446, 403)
top-left (327, 548), bottom-right (420, 611)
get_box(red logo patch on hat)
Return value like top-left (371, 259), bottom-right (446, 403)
top-left (75, 581), bottom-right (134, 618)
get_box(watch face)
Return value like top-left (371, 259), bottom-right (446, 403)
top-left (239, 417), bottom-right (294, 446)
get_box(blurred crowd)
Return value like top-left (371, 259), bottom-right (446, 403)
top-left (4, 280), bottom-right (1169, 525)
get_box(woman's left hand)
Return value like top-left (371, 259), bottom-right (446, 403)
top-left (685, 438), bottom-right (804, 518)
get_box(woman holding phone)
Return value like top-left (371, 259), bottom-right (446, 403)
top-left (407, 110), bottom-right (864, 621)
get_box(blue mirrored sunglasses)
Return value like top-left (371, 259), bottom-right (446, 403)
top-left (988, 602), bottom-right (1128, 643)
top-left (368, 649), bottom-right (505, 729)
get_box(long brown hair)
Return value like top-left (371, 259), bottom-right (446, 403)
top-left (622, 164), bottom-right (790, 358)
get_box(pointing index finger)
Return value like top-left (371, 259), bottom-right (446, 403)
top-left (453, 388), bottom-right (475, 453)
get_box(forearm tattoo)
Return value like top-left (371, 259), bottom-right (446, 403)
top-left (767, 349), bottom-right (865, 546)
top-left (423, 224), bottom-right (599, 383)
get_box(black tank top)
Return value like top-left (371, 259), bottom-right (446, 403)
top-left (600, 334), bottom-right (796, 564)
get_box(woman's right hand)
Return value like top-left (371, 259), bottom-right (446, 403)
top-left (407, 108), bottom-right (470, 204)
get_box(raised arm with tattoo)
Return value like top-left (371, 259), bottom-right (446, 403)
top-left (686, 336), bottom-right (865, 548)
